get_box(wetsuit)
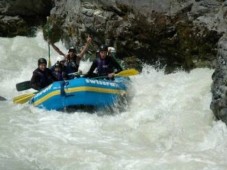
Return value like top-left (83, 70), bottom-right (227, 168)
top-left (85, 56), bottom-right (122, 78)
top-left (63, 55), bottom-right (80, 79)
top-left (30, 68), bottom-right (57, 90)
top-left (50, 64), bottom-right (68, 81)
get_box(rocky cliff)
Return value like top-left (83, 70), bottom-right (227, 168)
top-left (0, 0), bottom-right (52, 36)
top-left (211, 36), bottom-right (227, 124)
top-left (46, 0), bottom-right (223, 72)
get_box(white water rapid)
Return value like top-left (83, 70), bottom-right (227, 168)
top-left (0, 31), bottom-right (227, 170)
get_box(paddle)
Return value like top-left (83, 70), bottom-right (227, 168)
top-left (48, 42), bottom-right (51, 68)
top-left (16, 81), bottom-right (31, 91)
top-left (115, 69), bottom-right (139, 77)
top-left (94, 69), bottom-right (139, 79)
top-left (13, 93), bottom-right (35, 104)
top-left (0, 96), bottom-right (6, 101)
top-left (47, 17), bottom-right (51, 68)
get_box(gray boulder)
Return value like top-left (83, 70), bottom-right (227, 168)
top-left (47, 0), bottom-right (222, 72)
top-left (0, 0), bottom-right (52, 37)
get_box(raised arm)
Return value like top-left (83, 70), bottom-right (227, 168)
top-left (49, 41), bottom-right (65, 57)
top-left (78, 36), bottom-right (92, 59)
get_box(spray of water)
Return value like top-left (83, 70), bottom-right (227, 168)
top-left (0, 31), bottom-right (227, 170)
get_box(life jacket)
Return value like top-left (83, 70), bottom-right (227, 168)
top-left (52, 71), bottom-right (63, 81)
top-left (96, 56), bottom-right (113, 76)
top-left (36, 69), bottom-right (53, 88)
top-left (63, 55), bottom-right (80, 75)
top-left (51, 63), bottom-right (66, 81)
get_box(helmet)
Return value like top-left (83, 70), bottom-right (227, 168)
top-left (68, 46), bottom-right (76, 53)
top-left (99, 44), bottom-right (108, 52)
top-left (54, 61), bottom-right (62, 69)
top-left (38, 58), bottom-right (47, 66)
top-left (57, 56), bottom-right (64, 62)
top-left (108, 47), bottom-right (116, 53)
top-left (55, 63), bottom-right (60, 68)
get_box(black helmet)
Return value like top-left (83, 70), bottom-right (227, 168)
top-left (54, 62), bottom-right (61, 68)
top-left (68, 46), bottom-right (76, 53)
top-left (38, 58), bottom-right (47, 66)
top-left (99, 44), bottom-right (108, 52)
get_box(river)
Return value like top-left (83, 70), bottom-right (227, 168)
top-left (0, 31), bottom-right (226, 170)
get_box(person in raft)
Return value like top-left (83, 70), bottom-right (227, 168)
top-left (50, 61), bottom-right (68, 81)
top-left (30, 58), bottom-right (57, 90)
top-left (84, 44), bottom-right (122, 79)
top-left (49, 36), bottom-right (92, 78)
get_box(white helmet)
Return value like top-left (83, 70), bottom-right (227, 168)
top-left (108, 47), bottom-right (116, 53)
top-left (57, 56), bottom-right (64, 61)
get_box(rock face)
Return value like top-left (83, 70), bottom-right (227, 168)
top-left (210, 2), bottom-right (227, 125)
top-left (47, 0), bottom-right (222, 72)
top-left (0, 0), bottom-right (53, 37)
top-left (211, 35), bottom-right (227, 124)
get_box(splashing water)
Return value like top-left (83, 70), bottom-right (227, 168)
top-left (0, 31), bottom-right (227, 170)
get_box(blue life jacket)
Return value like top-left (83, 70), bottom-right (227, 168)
top-left (96, 57), bottom-right (113, 76)
top-left (63, 58), bottom-right (79, 78)
top-left (52, 71), bottom-right (63, 81)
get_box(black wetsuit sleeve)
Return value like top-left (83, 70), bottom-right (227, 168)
top-left (47, 68), bottom-right (58, 82)
top-left (84, 60), bottom-right (98, 78)
top-left (30, 69), bottom-right (57, 91)
top-left (110, 57), bottom-right (123, 73)
top-left (30, 71), bottom-right (41, 90)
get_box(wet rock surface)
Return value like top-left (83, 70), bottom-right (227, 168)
top-left (211, 35), bottom-right (227, 124)
top-left (0, 0), bottom-right (52, 37)
top-left (46, 0), bottom-right (223, 72)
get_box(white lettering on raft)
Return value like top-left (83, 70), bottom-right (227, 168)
top-left (34, 84), bottom-right (53, 98)
top-left (85, 79), bottom-right (119, 87)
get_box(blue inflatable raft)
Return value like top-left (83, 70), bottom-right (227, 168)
top-left (29, 77), bottom-right (129, 110)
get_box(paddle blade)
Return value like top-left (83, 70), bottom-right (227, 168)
top-left (13, 93), bottom-right (35, 104)
top-left (16, 81), bottom-right (31, 91)
top-left (116, 69), bottom-right (139, 77)
top-left (0, 96), bottom-right (6, 101)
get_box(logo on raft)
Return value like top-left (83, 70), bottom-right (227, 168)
top-left (32, 79), bottom-right (120, 101)
top-left (85, 79), bottom-right (119, 87)
top-left (34, 84), bottom-right (53, 99)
